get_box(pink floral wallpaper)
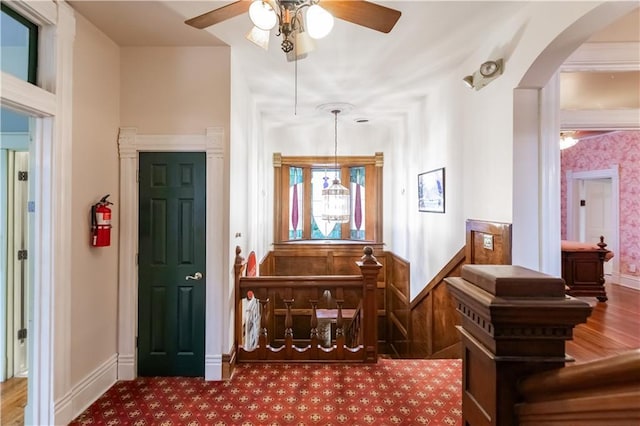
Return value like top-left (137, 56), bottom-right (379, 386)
top-left (561, 130), bottom-right (640, 277)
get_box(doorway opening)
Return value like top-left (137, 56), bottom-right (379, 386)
top-left (566, 167), bottom-right (620, 278)
top-left (1, 107), bottom-right (34, 425)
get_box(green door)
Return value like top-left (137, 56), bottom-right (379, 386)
top-left (138, 152), bottom-right (206, 377)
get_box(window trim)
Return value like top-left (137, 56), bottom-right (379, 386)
top-left (1, 2), bottom-right (39, 84)
top-left (273, 152), bottom-right (383, 243)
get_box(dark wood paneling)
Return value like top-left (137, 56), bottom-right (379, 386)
top-left (387, 219), bottom-right (512, 360)
top-left (465, 219), bottom-right (512, 265)
top-left (386, 253), bottom-right (411, 357)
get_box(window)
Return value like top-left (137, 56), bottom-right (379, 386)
top-left (1, 3), bottom-right (38, 84)
top-left (275, 153), bottom-right (383, 242)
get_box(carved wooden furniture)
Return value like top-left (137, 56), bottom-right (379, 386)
top-left (234, 246), bottom-right (381, 363)
top-left (445, 265), bottom-right (592, 426)
top-left (561, 236), bottom-right (612, 302)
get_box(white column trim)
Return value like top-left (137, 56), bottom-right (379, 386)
top-left (561, 42), bottom-right (640, 72)
top-left (560, 109), bottom-right (640, 130)
top-left (0, 1), bottom-right (73, 424)
top-left (2, 0), bottom-right (57, 25)
top-left (116, 127), bottom-right (138, 380)
top-left (0, 72), bottom-right (56, 116)
top-left (117, 127), bottom-right (226, 382)
top-left (205, 127), bottom-right (224, 381)
top-left (539, 73), bottom-right (562, 276)
top-left (50, 2), bottom-right (76, 425)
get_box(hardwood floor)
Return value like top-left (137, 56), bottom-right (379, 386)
top-left (0, 283), bottom-right (636, 424)
top-left (0, 377), bottom-right (27, 426)
top-left (566, 282), bottom-right (640, 364)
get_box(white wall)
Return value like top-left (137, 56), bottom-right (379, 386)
top-left (120, 47), bottom-right (230, 134)
top-left (70, 8), bottom-right (120, 406)
top-left (228, 49), bottom-right (253, 352)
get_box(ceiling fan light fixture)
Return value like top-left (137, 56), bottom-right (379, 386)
top-left (286, 29), bottom-right (315, 62)
top-left (186, 0), bottom-right (402, 60)
top-left (306, 4), bottom-right (334, 39)
top-left (246, 26), bottom-right (270, 50)
top-left (249, 0), bottom-right (277, 31)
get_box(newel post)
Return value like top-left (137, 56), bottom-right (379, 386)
top-left (233, 246), bottom-right (245, 351)
top-left (445, 265), bottom-right (592, 426)
top-left (357, 246), bottom-right (382, 363)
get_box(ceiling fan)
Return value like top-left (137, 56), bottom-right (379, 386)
top-left (185, 0), bottom-right (401, 61)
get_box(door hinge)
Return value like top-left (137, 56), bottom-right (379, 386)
top-left (17, 250), bottom-right (28, 260)
top-left (136, 253), bottom-right (139, 265)
top-left (136, 170), bottom-right (139, 183)
top-left (136, 336), bottom-right (139, 348)
top-left (17, 171), bottom-right (28, 181)
top-left (580, 199), bottom-right (586, 206)
top-left (17, 328), bottom-right (27, 340)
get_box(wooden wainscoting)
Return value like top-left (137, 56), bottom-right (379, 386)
top-left (387, 219), bottom-right (512, 359)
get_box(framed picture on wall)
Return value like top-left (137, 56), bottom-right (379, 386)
top-left (418, 167), bottom-right (445, 213)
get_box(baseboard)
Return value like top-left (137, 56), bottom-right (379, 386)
top-left (117, 352), bottom-right (135, 380)
top-left (612, 272), bottom-right (640, 291)
top-left (205, 354), bottom-right (223, 381)
top-left (54, 354), bottom-right (118, 425)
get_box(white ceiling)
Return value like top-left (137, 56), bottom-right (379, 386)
top-left (68, 1), bottom-right (639, 127)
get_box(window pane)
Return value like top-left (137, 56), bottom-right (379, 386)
top-left (1, 4), bottom-right (38, 83)
top-left (0, 107), bottom-right (31, 150)
top-left (288, 167), bottom-right (303, 240)
top-left (311, 168), bottom-right (341, 239)
top-left (350, 167), bottom-right (365, 240)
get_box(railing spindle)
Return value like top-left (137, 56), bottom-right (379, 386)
top-left (283, 299), bottom-right (294, 359)
top-left (309, 299), bottom-right (319, 358)
top-left (336, 299), bottom-right (345, 359)
top-left (258, 298), bottom-right (270, 360)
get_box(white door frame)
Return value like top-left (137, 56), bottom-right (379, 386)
top-left (566, 166), bottom-right (620, 276)
top-left (1, 2), bottom-right (74, 424)
top-left (117, 127), bottom-right (226, 381)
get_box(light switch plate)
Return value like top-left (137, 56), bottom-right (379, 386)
top-left (483, 234), bottom-right (494, 250)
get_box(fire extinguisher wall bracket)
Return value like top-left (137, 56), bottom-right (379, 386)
top-left (91, 194), bottom-right (113, 247)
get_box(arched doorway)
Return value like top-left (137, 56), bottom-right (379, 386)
top-left (512, 3), bottom-right (638, 276)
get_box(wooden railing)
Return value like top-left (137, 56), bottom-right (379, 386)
top-left (516, 349), bottom-right (640, 424)
top-left (234, 246), bottom-right (381, 363)
top-left (446, 264), bottom-right (593, 425)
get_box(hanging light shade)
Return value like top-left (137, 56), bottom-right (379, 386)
top-left (322, 109), bottom-right (350, 223)
top-left (306, 4), bottom-right (334, 39)
top-left (248, 0), bottom-right (277, 30)
top-left (559, 132), bottom-right (579, 150)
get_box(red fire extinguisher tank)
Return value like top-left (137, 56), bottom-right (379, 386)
top-left (91, 194), bottom-right (113, 247)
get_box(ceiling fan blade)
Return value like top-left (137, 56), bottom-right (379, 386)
top-left (185, 1), bottom-right (251, 29)
top-left (321, 0), bottom-right (401, 33)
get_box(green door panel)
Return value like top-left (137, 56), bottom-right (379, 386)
top-left (138, 152), bottom-right (206, 377)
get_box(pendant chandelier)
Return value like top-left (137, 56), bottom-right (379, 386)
top-left (322, 109), bottom-right (350, 223)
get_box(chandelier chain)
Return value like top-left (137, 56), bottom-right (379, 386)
top-left (333, 109), bottom-right (339, 177)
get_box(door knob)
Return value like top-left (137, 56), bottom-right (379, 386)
top-left (185, 272), bottom-right (203, 281)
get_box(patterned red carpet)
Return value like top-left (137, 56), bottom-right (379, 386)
top-left (70, 359), bottom-right (462, 425)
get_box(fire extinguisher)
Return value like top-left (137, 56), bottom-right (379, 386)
top-left (91, 194), bottom-right (113, 247)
